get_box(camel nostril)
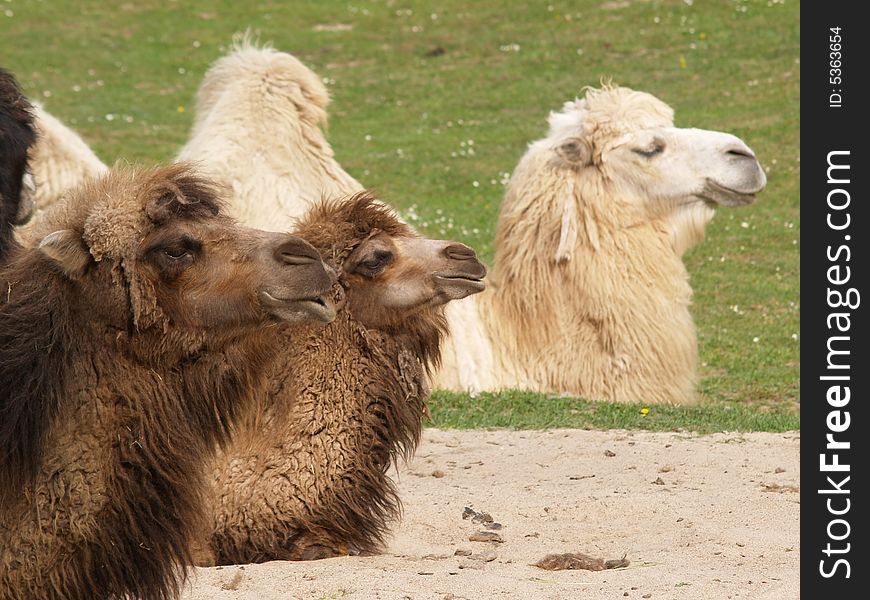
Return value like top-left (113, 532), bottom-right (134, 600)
top-left (725, 146), bottom-right (755, 160)
top-left (444, 243), bottom-right (477, 261)
top-left (274, 237), bottom-right (321, 265)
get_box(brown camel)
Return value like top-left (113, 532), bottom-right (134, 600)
top-left (0, 164), bottom-right (337, 600)
top-left (198, 193), bottom-right (487, 564)
top-left (0, 68), bottom-right (37, 258)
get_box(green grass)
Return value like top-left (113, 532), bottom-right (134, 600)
top-left (430, 391), bottom-right (799, 433)
top-left (3, 0), bottom-right (799, 432)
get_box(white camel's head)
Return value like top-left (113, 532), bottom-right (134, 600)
top-left (514, 86), bottom-right (766, 256)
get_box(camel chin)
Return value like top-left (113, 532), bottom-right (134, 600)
top-left (698, 182), bottom-right (758, 207)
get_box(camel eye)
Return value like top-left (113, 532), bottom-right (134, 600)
top-left (151, 237), bottom-right (201, 264)
top-left (163, 247), bottom-right (190, 260)
top-left (357, 250), bottom-right (394, 274)
top-left (632, 140), bottom-right (665, 158)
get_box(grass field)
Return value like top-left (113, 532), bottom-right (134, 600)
top-left (3, 0), bottom-right (800, 432)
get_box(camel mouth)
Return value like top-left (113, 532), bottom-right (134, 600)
top-left (433, 273), bottom-right (487, 293)
top-left (293, 297), bottom-right (337, 322)
top-left (259, 291), bottom-right (337, 323)
top-left (698, 180), bottom-right (760, 207)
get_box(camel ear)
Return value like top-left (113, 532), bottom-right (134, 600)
top-left (555, 138), bottom-right (590, 165)
top-left (38, 229), bottom-right (92, 278)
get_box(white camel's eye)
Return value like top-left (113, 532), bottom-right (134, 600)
top-left (631, 140), bottom-right (665, 158)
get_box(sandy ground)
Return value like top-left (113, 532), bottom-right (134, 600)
top-left (183, 428), bottom-right (800, 600)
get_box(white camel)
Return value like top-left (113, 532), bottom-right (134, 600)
top-left (435, 86), bottom-right (766, 403)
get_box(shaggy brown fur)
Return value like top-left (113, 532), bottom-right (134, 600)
top-left (0, 68), bottom-right (36, 258)
top-left (199, 194), bottom-right (485, 564)
top-left (0, 164), bottom-right (335, 600)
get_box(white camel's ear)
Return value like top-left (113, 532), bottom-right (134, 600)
top-left (38, 229), bottom-right (92, 278)
top-left (555, 137), bottom-right (590, 165)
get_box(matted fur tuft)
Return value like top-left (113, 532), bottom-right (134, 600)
top-left (294, 191), bottom-right (414, 269)
top-left (196, 32), bottom-right (330, 131)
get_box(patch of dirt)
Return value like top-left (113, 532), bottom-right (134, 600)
top-left (183, 429), bottom-right (800, 599)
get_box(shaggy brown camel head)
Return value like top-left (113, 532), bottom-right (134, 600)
top-left (0, 68), bottom-right (37, 256)
top-left (295, 192), bottom-right (486, 332)
top-left (34, 163), bottom-right (336, 355)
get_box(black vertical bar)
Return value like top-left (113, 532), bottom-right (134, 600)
top-left (802, 3), bottom-right (867, 597)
